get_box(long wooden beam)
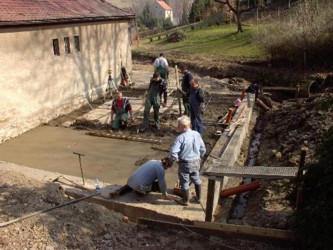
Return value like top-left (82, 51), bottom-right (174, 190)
top-left (138, 218), bottom-right (296, 242)
top-left (194, 221), bottom-right (295, 241)
top-left (86, 131), bottom-right (162, 144)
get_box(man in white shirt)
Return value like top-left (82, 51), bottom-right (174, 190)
top-left (153, 52), bottom-right (169, 81)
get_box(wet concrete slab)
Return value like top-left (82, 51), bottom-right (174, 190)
top-left (0, 125), bottom-right (171, 185)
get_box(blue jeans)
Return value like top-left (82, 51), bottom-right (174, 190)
top-left (178, 160), bottom-right (202, 190)
top-left (191, 113), bottom-right (204, 134)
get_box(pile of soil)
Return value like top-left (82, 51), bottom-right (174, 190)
top-left (239, 91), bottom-right (333, 230)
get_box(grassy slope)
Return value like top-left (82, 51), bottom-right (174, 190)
top-left (134, 24), bottom-right (267, 60)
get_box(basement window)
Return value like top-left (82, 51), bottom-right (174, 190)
top-left (64, 37), bottom-right (71, 54)
top-left (74, 35), bottom-right (80, 51)
top-left (52, 39), bottom-right (60, 56)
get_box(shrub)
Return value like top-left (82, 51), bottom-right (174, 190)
top-left (295, 126), bottom-right (333, 249)
top-left (253, 0), bottom-right (333, 67)
top-left (167, 30), bottom-right (187, 42)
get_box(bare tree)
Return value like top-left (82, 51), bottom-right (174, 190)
top-left (214, 0), bottom-right (270, 33)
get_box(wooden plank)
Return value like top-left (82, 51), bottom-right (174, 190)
top-left (194, 221), bottom-right (295, 241)
top-left (204, 166), bottom-right (298, 179)
top-left (138, 218), bottom-right (296, 242)
top-left (205, 179), bottom-right (216, 222)
top-left (86, 131), bottom-right (162, 144)
top-left (263, 86), bottom-right (296, 91)
top-left (175, 65), bottom-right (182, 115)
top-left (296, 148), bottom-right (307, 210)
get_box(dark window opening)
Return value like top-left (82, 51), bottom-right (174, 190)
top-left (64, 37), bottom-right (71, 54)
top-left (52, 39), bottom-right (60, 56)
top-left (74, 35), bottom-right (80, 51)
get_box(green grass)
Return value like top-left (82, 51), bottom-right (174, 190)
top-left (134, 24), bottom-right (267, 60)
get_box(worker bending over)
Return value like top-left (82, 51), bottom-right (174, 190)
top-left (109, 157), bottom-right (173, 200)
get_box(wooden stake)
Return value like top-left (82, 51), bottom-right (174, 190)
top-left (205, 178), bottom-right (217, 222)
top-left (175, 65), bottom-right (182, 115)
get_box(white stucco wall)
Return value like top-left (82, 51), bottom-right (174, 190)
top-left (151, 2), bottom-right (173, 22)
top-left (0, 20), bottom-right (132, 142)
top-left (129, 0), bottom-right (173, 23)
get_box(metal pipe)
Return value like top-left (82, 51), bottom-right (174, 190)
top-left (225, 108), bottom-right (234, 123)
top-left (0, 192), bottom-right (100, 228)
top-left (220, 181), bottom-right (261, 198)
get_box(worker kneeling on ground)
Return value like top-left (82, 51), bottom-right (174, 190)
top-left (111, 91), bottom-right (133, 130)
top-left (109, 157), bottom-right (174, 200)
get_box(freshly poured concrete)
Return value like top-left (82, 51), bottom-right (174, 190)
top-left (0, 125), bottom-right (177, 185)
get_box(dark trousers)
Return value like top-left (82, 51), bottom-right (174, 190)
top-left (117, 185), bottom-right (133, 196)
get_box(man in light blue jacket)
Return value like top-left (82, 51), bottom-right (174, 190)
top-left (170, 115), bottom-right (206, 206)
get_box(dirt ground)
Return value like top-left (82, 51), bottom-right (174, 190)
top-left (1, 60), bottom-right (331, 249)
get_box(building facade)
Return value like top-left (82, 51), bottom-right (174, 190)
top-left (0, 0), bottom-right (135, 142)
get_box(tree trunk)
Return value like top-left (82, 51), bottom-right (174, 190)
top-left (236, 12), bottom-right (243, 33)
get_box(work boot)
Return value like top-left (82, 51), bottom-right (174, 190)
top-left (109, 190), bottom-right (120, 199)
top-left (121, 121), bottom-right (128, 129)
top-left (175, 189), bottom-right (189, 206)
top-left (194, 184), bottom-right (202, 203)
top-left (139, 126), bottom-right (147, 133)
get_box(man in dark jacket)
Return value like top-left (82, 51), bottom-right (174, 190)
top-left (140, 71), bottom-right (167, 132)
top-left (179, 64), bottom-right (193, 116)
top-left (188, 79), bottom-right (205, 134)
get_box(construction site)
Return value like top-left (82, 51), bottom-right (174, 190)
top-left (4, 59), bottom-right (328, 249)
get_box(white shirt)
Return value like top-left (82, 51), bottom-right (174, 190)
top-left (154, 56), bottom-right (168, 69)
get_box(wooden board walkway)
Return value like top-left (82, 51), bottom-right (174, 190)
top-left (205, 166), bottom-right (298, 179)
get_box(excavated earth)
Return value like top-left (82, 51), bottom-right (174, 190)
top-left (0, 60), bottom-right (332, 250)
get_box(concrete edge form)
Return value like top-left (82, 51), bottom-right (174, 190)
top-left (203, 94), bottom-right (255, 221)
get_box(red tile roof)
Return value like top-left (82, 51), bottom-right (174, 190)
top-left (156, 0), bottom-right (172, 11)
top-left (0, 0), bottom-right (134, 26)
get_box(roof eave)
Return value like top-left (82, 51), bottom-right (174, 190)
top-left (0, 15), bottom-right (136, 28)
